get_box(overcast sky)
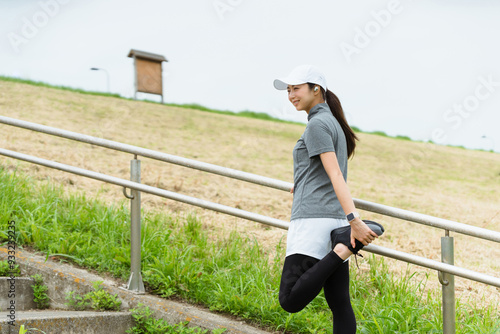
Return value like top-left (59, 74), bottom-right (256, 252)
top-left (1, 0), bottom-right (499, 152)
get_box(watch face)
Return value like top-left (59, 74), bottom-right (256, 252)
top-left (347, 212), bottom-right (358, 221)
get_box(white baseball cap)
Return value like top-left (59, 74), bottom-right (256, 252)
top-left (273, 64), bottom-right (328, 92)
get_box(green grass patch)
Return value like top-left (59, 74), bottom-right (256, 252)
top-left (395, 135), bottom-right (412, 141)
top-left (367, 130), bottom-right (389, 137)
top-left (0, 259), bottom-right (20, 277)
top-left (65, 281), bottom-right (122, 311)
top-left (0, 167), bottom-right (498, 333)
top-left (365, 131), bottom-right (411, 141)
top-left (161, 103), bottom-right (304, 125)
top-left (31, 273), bottom-right (50, 309)
top-left (0, 75), bottom-right (122, 99)
top-left (127, 304), bottom-right (227, 334)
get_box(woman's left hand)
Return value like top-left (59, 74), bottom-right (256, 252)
top-left (350, 218), bottom-right (378, 247)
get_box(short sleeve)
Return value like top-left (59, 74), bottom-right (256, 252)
top-left (303, 118), bottom-right (336, 158)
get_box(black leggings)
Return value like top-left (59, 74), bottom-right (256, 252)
top-left (279, 252), bottom-right (356, 334)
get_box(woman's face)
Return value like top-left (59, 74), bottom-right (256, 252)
top-left (287, 84), bottom-right (316, 113)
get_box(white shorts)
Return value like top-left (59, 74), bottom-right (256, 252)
top-left (286, 217), bottom-right (349, 260)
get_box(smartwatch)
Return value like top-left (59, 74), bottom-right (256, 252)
top-left (346, 212), bottom-right (360, 222)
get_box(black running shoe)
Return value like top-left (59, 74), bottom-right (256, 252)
top-left (330, 220), bottom-right (385, 255)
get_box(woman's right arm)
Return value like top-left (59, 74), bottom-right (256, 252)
top-left (320, 151), bottom-right (378, 246)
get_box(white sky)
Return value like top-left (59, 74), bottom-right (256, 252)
top-left (1, 0), bottom-right (499, 152)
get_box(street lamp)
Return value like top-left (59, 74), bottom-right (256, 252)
top-left (90, 67), bottom-right (110, 93)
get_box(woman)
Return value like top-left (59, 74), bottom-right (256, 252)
top-left (273, 64), bottom-right (384, 333)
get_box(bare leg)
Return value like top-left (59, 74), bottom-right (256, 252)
top-left (334, 243), bottom-right (352, 260)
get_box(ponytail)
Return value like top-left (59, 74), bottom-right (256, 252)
top-left (307, 83), bottom-right (358, 158)
top-left (325, 89), bottom-right (358, 158)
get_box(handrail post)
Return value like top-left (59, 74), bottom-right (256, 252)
top-left (126, 156), bottom-right (145, 293)
top-left (440, 230), bottom-right (455, 333)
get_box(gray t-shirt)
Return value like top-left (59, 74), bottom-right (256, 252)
top-left (291, 103), bottom-right (348, 220)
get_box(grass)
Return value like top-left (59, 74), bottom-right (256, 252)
top-left (1, 167), bottom-right (498, 333)
top-left (65, 281), bottom-right (122, 311)
top-left (31, 273), bottom-right (50, 309)
top-left (0, 75), bottom-right (122, 99)
top-left (128, 304), bottom-right (227, 333)
top-left (0, 259), bottom-right (20, 277)
top-left (163, 102), bottom-right (304, 126)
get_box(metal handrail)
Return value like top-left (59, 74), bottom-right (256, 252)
top-left (1, 147), bottom-right (499, 288)
top-left (365, 244), bottom-right (499, 287)
top-left (1, 115), bottom-right (499, 243)
top-left (355, 200), bottom-right (500, 242)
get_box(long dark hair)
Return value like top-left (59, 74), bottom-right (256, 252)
top-left (307, 83), bottom-right (358, 158)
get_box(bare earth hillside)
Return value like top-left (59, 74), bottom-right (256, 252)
top-left (0, 79), bottom-right (499, 309)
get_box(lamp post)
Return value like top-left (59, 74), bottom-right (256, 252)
top-left (90, 67), bottom-right (110, 93)
top-left (481, 135), bottom-right (495, 152)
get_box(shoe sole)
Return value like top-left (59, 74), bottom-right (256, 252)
top-left (362, 220), bottom-right (385, 236)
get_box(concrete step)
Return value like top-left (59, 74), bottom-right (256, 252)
top-left (0, 310), bottom-right (133, 334)
top-left (0, 278), bottom-right (36, 311)
top-left (1, 247), bottom-right (274, 334)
